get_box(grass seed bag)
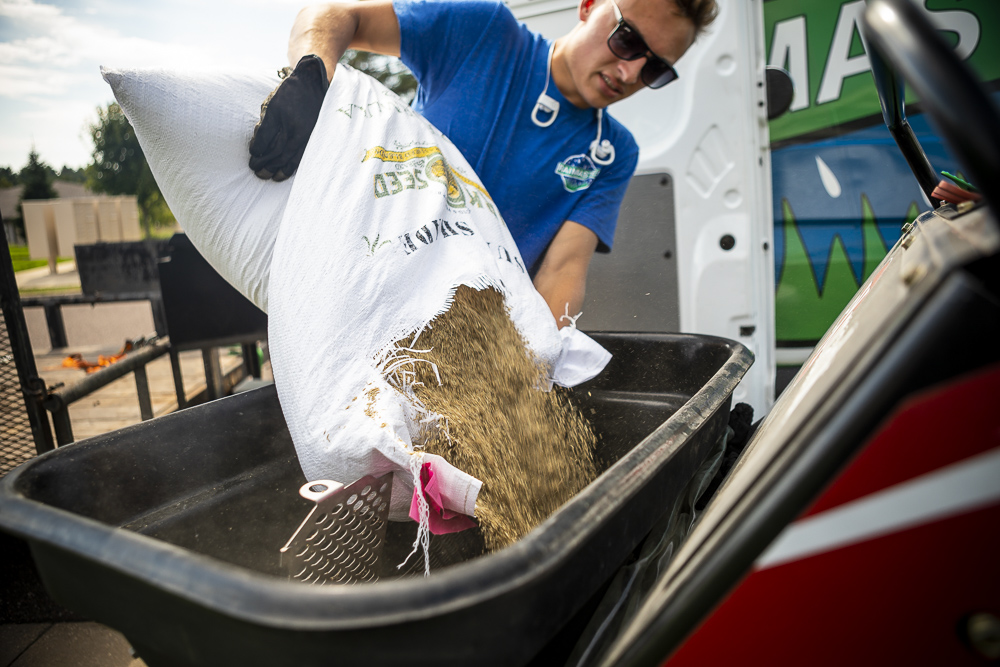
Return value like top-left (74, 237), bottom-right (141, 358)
top-left (103, 63), bottom-right (611, 557)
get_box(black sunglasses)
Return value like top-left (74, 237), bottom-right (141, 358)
top-left (607, 0), bottom-right (679, 89)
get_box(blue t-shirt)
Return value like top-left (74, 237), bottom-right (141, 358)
top-left (393, 0), bottom-right (639, 273)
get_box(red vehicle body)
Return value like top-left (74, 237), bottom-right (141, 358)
top-left (672, 364), bottom-right (1000, 664)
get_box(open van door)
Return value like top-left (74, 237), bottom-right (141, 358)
top-left (509, 0), bottom-right (777, 417)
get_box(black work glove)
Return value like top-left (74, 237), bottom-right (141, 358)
top-left (249, 54), bottom-right (330, 182)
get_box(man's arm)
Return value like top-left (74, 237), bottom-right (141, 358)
top-left (532, 221), bottom-right (599, 329)
top-left (289, 1), bottom-right (401, 77)
top-left (249, 1), bottom-right (401, 180)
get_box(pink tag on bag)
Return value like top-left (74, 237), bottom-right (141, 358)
top-left (409, 461), bottom-right (478, 534)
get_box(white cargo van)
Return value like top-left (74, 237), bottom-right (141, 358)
top-left (509, 0), bottom-right (998, 419)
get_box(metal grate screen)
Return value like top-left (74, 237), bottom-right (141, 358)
top-left (0, 312), bottom-right (37, 477)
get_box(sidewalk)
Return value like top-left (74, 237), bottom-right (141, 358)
top-left (15, 261), bottom-right (80, 293)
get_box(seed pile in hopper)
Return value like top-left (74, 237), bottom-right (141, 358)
top-left (393, 285), bottom-right (598, 551)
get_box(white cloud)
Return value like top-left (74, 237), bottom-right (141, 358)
top-left (0, 0), bottom-right (294, 167)
top-left (0, 2), bottom-right (230, 77)
top-left (0, 64), bottom-right (74, 97)
top-left (0, 0), bottom-right (59, 20)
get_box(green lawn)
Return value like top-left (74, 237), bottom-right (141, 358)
top-left (148, 224), bottom-right (182, 240)
top-left (8, 245), bottom-right (72, 272)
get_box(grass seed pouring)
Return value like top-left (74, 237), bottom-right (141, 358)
top-left (392, 285), bottom-right (598, 553)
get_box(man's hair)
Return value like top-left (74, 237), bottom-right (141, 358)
top-left (672, 0), bottom-right (719, 36)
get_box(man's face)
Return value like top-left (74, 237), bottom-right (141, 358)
top-left (556, 0), bottom-right (697, 109)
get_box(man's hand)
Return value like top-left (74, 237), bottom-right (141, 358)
top-left (251, 1), bottom-right (400, 180)
top-left (248, 54), bottom-right (329, 182)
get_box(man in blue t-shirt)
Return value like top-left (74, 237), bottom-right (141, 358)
top-left (251, 0), bottom-right (717, 326)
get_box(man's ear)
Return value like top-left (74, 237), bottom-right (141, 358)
top-left (578, 0), bottom-right (596, 22)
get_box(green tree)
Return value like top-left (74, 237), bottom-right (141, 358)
top-left (86, 102), bottom-right (173, 236)
top-left (340, 50), bottom-right (417, 103)
top-left (58, 165), bottom-right (87, 183)
top-left (19, 149), bottom-right (57, 200)
top-left (13, 148), bottom-right (58, 236)
top-left (0, 166), bottom-right (18, 188)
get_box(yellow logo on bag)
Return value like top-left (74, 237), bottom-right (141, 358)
top-left (364, 145), bottom-right (496, 216)
top-left (362, 146), bottom-right (442, 163)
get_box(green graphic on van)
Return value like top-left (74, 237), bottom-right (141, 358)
top-left (775, 194), bottom-right (919, 343)
top-left (765, 0), bottom-right (999, 144)
top-left (765, 0), bottom-right (997, 353)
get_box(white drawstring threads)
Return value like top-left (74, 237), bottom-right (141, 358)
top-left (560, 302), bottom-right (583, 329)
top-left (397, 451), bottom-right (431, 576)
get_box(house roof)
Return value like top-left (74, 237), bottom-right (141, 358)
top-left (0, 181), bottom-right (95, 221)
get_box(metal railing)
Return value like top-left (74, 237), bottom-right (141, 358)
top-left (41, 336), bottom-right (257, 446)
top-left (1, 233), bottom-right (55, 476)
top-left (0, 309), bottom-right (52, 476)
top-left (4, 222), bottom-right (264, 462)
top-left (42, 337), bottom-right (173, 446)
top-left (20, 291), bottom-right (166, 351)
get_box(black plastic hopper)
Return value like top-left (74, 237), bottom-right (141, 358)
top-left (0, 332), bottom-right (750, 666)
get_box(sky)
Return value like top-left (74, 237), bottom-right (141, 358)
top-left (0, 0), bottom-right (307, 171)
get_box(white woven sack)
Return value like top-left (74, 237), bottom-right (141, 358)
top-left (101, 63), bottom-right (612, 531)
top-left (101, 66), bottom-right (288, 313)
top-left (268, 64), bottom-right (575, 521)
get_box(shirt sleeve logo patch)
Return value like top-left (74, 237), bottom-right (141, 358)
top-left (555, 154), bottom-right (601, 193)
